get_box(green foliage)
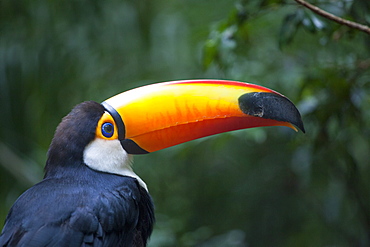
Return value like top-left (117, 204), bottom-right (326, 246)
top-left (1, 0), bottom-right (369, 246)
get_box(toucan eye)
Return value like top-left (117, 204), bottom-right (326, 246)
top-left (101, 123), bottom-right (114, 138)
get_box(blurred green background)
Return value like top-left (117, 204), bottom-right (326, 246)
top-left (1, 0), bottom-right (369, 246)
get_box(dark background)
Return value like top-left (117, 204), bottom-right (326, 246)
top-left (1, 0), bottom-right (369, 246)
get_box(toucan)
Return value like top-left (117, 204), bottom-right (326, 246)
top-left (0, 79), bottom-right (304, 246)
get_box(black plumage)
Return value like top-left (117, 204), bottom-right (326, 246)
top-left (0, 102), bottom-right (154, 247)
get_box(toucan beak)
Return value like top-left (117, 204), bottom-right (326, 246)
top-left (101, 79), bottom-right (305, 154)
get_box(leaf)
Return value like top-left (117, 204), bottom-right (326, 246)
top-left (202, 38), bottom-right (220, 69)
top-left (302, 11), bottom-right (326, 33)
top-left (279, 9), bottom-right (304, 46)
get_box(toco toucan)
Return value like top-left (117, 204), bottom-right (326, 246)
top-left (0, 80), bottom-right (304, 246)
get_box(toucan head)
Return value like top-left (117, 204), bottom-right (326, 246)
top-left (45, 79), bottom-right (304, 188)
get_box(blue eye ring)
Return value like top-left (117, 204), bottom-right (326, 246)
top-left (101, 122), bottom-right (114, 138)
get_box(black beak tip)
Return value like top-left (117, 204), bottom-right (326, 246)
top-left (296, 119), bottom-right (305, 134)
top-left (238, 92), bottom-right (305, 133)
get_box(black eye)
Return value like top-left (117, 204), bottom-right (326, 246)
top-left (101, 123), bottom-right (114, 138)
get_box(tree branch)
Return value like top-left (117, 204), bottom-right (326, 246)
top-left (294, 0), bottom-right (370, 35)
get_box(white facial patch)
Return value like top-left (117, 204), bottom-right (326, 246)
top-left (83, 138), bottom-right (147, 191)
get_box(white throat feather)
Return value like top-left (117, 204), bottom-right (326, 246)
top-left (83, 138), bottom-right (147, 191)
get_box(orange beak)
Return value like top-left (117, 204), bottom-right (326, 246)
top-left (100, 80), bottom-right (304, 154)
